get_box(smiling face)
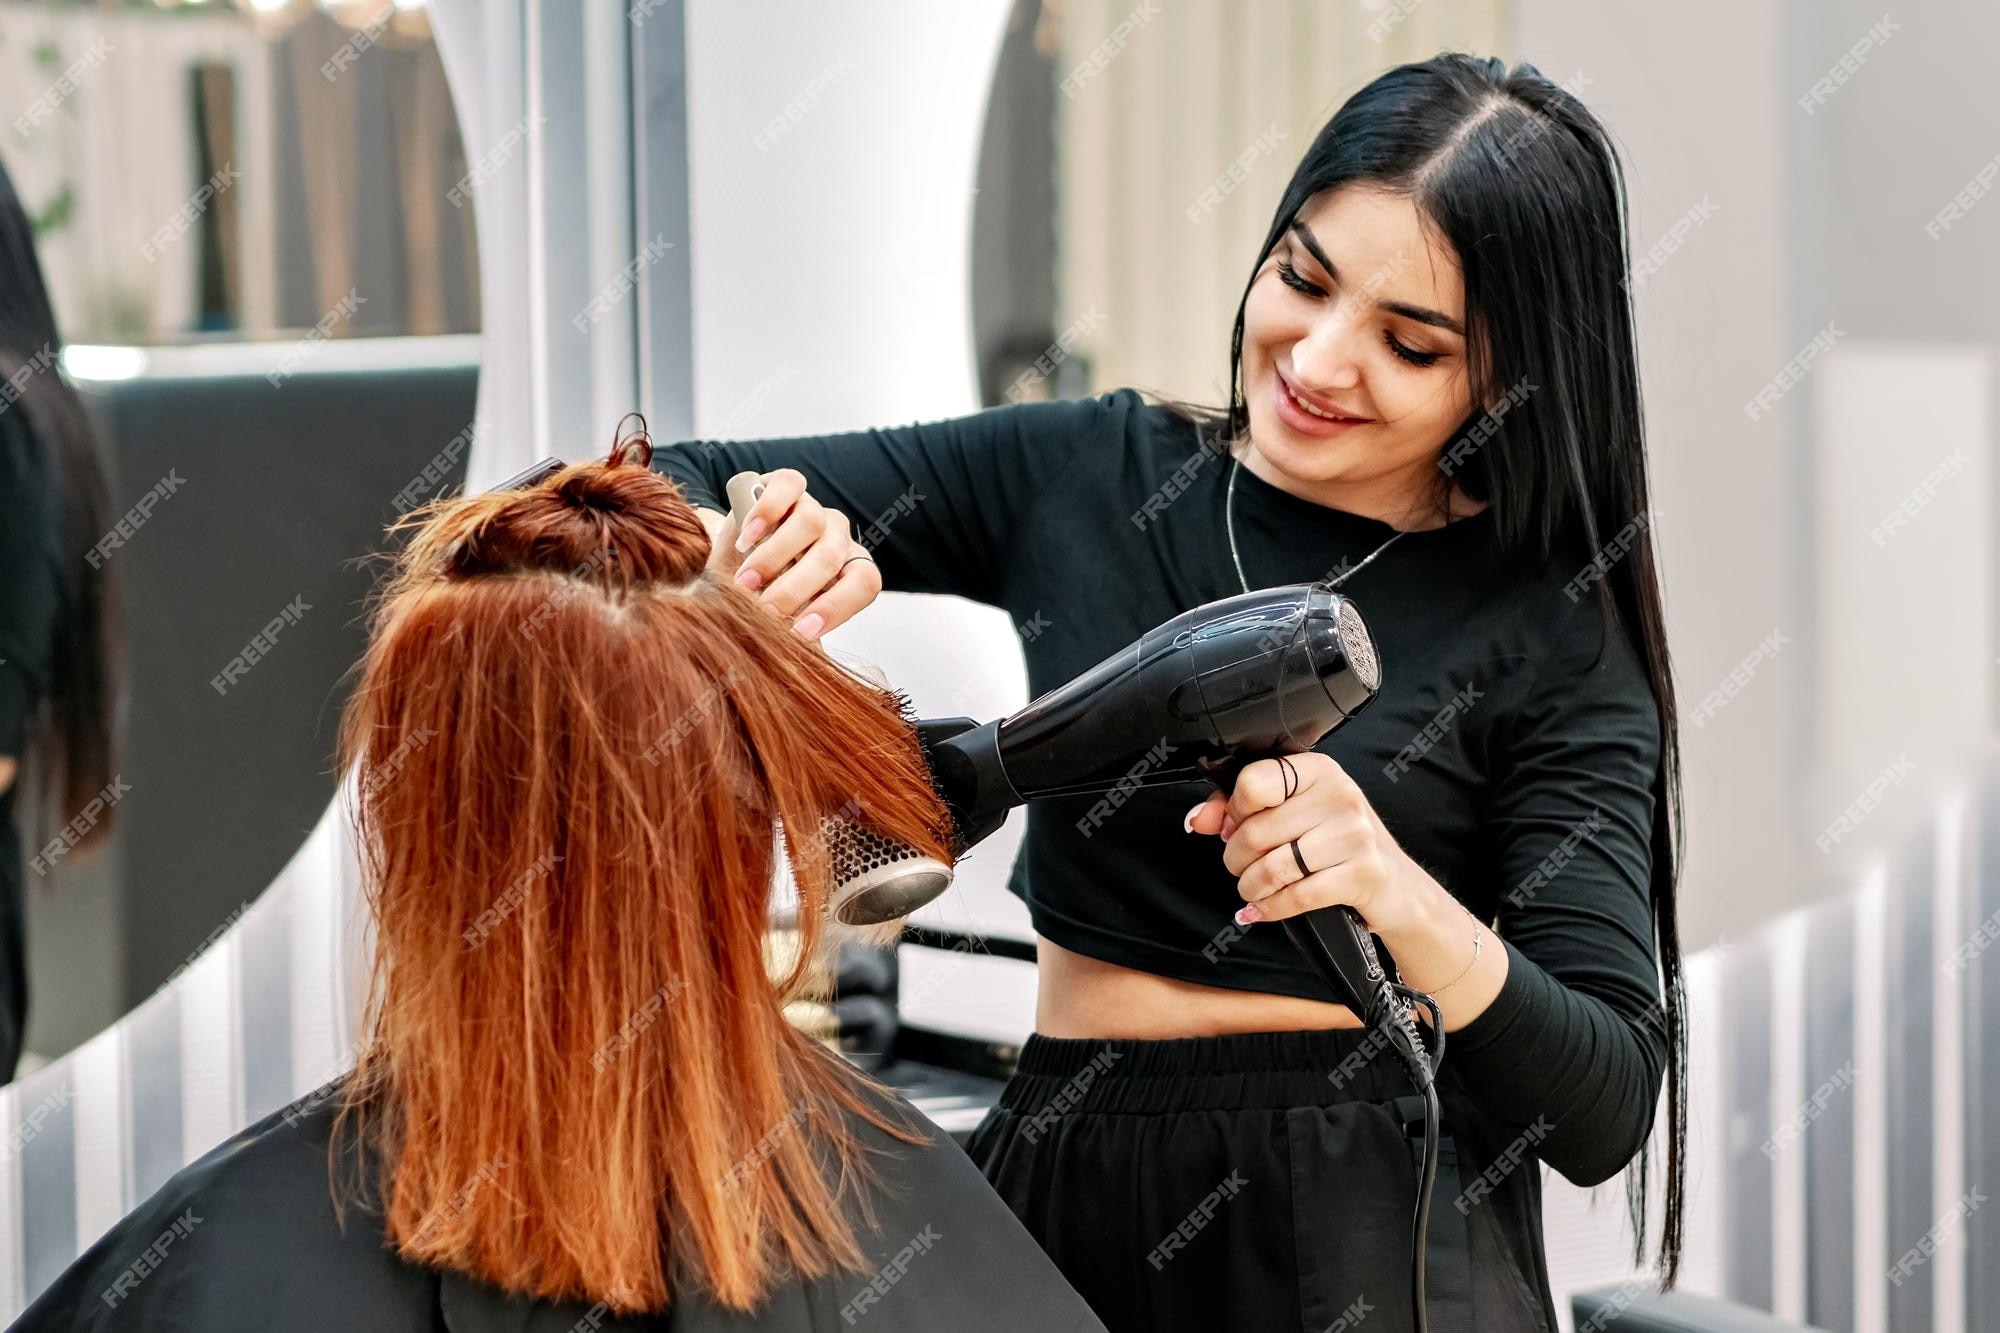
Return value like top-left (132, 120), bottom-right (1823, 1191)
top-left (1239, 183), bottom-right (1481, 525)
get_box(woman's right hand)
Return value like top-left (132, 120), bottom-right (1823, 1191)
top-left (698, 468), bottom-right (882, 641)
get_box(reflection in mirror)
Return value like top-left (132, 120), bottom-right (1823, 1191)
top-left (0, 0), bottom-right (480, 1079)
top-left (6, 0), bottom-right (477, 343)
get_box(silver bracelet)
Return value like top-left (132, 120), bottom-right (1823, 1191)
top-left (1429, 919), bottom-right (1484, 996)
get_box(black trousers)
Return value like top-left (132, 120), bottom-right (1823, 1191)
top-left (965, 1028), bottom-right (1557, 1333)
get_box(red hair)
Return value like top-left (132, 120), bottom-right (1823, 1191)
top-left (331, 434), bottom-right (956, 1314)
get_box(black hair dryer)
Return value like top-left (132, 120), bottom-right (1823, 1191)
top-left (914, 581), bottom-right (1405, 1023)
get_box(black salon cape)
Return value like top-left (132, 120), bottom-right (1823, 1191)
top-left (10, 1070), bottom-right (1109, 1332)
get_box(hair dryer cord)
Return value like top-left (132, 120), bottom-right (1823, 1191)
top-left (1386, 982), bottom-right (1444, 1333)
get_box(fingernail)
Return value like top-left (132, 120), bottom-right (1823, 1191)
top-left (794, 612), bottom-right (825, 639)
top-left (1220, 816), bottom-right (1238, 839)
top-left (1182, 803), bottom-right (1203, 833)
top-left (735, 518), bottom-right (766, 553)
top-left (1234, 904), bottom-right (1261, 926)
top-left (735, 567), bottom-right (762, 591)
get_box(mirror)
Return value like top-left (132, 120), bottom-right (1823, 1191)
top-left (3, 0), bottom-right (480, 1073)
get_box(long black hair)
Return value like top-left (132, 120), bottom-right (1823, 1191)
top-left (1177, 53), bottom-right (1687, 1283)
top-left (0, 153), bottom-right (119, 853)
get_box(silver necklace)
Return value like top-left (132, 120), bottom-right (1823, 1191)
top-left (1223, 449), bottom-right (1410, 595)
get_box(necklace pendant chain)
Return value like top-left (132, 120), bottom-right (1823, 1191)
top-left (1224, 451), bottom-right (1408, 596)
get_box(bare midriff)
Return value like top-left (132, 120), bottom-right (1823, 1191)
top-left (1033, 933), bottom-right (1366, 1039)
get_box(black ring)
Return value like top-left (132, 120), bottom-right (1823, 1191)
top-left (839, 554), bottom-right (875, 573)
top-left (1276, 754), bottom-right (1298, 800)
top-left (1289, 836), bottom-right (1312, 879)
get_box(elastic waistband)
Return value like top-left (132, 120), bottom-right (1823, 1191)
top-left (999, 1028), bottom-right (1414, 1115)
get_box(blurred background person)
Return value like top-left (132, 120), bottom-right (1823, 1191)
top-left (0, 151), bottom-right (119, 1082)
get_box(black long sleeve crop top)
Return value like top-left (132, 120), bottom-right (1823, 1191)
top-left (653, 388), bottom-right (1669, 1188)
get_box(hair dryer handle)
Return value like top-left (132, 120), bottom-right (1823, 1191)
top-left (1208, 753), bottom-right (1398, 1022)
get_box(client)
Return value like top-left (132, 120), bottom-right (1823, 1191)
top-left (12, 436), bottom-right (1106, 1332)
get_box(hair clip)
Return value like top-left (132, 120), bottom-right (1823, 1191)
top-left (489, 457), bottom-right (565, 493)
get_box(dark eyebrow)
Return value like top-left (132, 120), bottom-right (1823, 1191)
top-left (1288, 221), bottom-right (1466, 337)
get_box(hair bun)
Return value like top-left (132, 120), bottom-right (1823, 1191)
top-left (423, 419), bottom-right (709, 587)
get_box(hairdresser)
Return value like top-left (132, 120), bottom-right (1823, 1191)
top-left (656, 55), bottom-right (1684, 1333)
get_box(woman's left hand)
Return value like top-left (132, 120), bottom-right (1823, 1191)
top-left (1184, 752), bottom-right (1425, 934)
